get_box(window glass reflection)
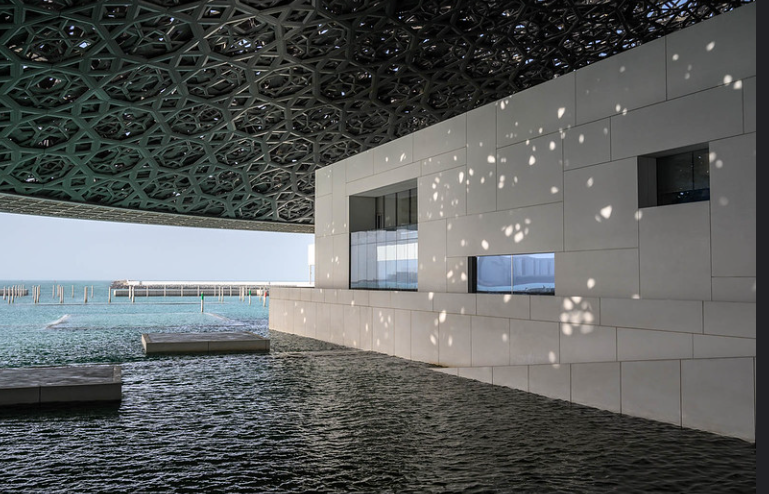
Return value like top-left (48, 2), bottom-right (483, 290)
top-left (474, 253), bottom-right (555, 295)
top-left (350, 226), bottom-right (418, 290)
top-left (477, 255), bottom-right (512, 293)
top-left (512, 253), bottom-right (554, 295)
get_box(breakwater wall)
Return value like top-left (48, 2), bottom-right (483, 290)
top-left (109, 280), bottom-right (313, 298)
top-left (111, 286), bottom-right (266, 298)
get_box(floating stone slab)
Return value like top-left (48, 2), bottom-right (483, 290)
top-left (0, 365), bottom-right (122, 407)
top-left (141, 331), bottom-right (270, 355)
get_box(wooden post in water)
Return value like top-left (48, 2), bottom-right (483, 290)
top-left (71, 285), bottom-right (74, 298)
top-left (84, 286), bottom-right (88, 304)
top-left (164, 285), bottom-right (166, 297)
top-left (200, 293), bottom-right (204, 313)
top-left (108, 288), bottom-right (111, 304)
top-left (90, 285), bottom-right (93, 298)
top-left (181, 285), bottom-right (184, 297)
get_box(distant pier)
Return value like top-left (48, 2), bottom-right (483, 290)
top-left (109, 280), bottom-right (312, 298)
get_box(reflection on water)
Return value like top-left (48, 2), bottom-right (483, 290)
top-left (0, 281), bottom-right (756, 493)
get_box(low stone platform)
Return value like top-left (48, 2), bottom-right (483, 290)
top-left (0, 365), bottom-right (122, 407)
top-left (141, 331), bottom-right (270, 354)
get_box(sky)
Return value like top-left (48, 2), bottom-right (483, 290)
top-left (0, 212), bottom-right (315, 282)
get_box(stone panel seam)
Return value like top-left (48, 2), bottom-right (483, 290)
top-left (678, 359), bottom-right (683, 429)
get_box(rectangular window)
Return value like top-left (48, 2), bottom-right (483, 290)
top-left (639, 146), bottom-right (710, 208)
top-left (350, 185), bottom-right (418, 290)
top-left (470, 253), bottom-right (555, 295)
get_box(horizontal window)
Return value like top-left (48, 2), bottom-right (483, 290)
top-left (470, 253), bottom-right (554, 295)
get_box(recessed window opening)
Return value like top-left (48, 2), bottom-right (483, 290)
top-left (638, 145), bottom-right (710, 208)
top-left (350, 184), bottom-right (417, 291)
top-left (469, 253), bottom-right (555, 295)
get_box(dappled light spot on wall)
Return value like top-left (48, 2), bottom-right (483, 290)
top-left (706, 41), bottom-right (716, 51)
top-left (430, 334), bottom-right (437, 345)
top-left (558, 297), bottom-right (595, 324)
top-left (557, 107), bottom-right (566, 119)
top-left (586, 177), bottom-right (594, 187)
top-left (551, 186), bottom-right (559, 194)
top-left (712, 151), bottom-right (722, 168)
top-left (481, 240), bottom-right (489, 250)
top-left (587, 278), bottom-right (596, 289)
top-left (634, 210), bottom-right (643, 221)
top-left (548, 351), bottom-right (557, 363)
top-left (439, 310), bottom-right (447, 323)
top-left (562, 323), bottom-right (594, 336)
top-left (595, 205), bottom-right (612, 223)
top-left (429, 292), bottom-right (435, 301)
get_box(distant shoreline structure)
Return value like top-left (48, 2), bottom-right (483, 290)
top-left (109, 280), bottom-right (312, 298)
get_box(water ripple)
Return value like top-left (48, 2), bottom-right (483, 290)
top-left (0, 300), bottom-right (756, 493)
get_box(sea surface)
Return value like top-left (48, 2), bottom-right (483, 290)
top-left (0, 280), bottom-right (756, 493)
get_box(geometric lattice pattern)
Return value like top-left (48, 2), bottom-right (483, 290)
top-left (0, 0), bottom-right (751, 231)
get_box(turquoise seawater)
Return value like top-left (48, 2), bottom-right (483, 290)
top-left (0, 280), bottom-right (756, 493)
top-left (0, 280), bottom-right (268, 368)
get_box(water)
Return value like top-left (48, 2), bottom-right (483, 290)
top-left (0, 281), bottom-right (756, 493)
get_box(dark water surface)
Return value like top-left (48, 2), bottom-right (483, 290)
top-left (0, 282), bottom-right (756, 493)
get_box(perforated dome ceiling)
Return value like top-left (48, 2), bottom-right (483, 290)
top-left (0, 0), bottom-right (751, 232)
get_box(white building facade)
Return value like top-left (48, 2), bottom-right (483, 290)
top-left (270, 3), bottom-right (756, 442)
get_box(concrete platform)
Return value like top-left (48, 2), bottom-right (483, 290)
top-left (141, 331), bottom-right (270, 354)
top-left (0, 365), bottom-right (122, 407)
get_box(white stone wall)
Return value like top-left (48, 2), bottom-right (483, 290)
top-left (273, 4), bottom-right (756, 442)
